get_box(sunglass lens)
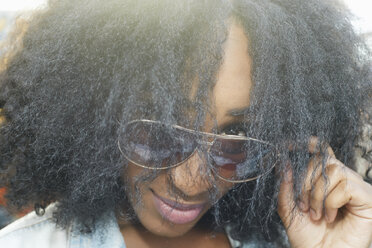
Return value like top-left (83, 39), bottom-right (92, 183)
top-left (119, 121), bottom-right (196, 168)
top-left (209, 138), bottom-right (274, 181)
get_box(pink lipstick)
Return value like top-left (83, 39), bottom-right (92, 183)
top-left (152, 192), bottom-right (205, 225)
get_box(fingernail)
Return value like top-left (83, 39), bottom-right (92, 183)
top-left (298, 201), bottom-right (306, 211)
top-left (325, 213), bottom-right (330, 223)
top-left (310, 208), bottom-right (318, 220)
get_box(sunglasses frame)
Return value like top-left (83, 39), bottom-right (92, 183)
top-left (118, 119), bottom-right (277, 183)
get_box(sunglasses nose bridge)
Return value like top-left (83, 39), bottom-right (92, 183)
top-left (169, 147), bottom-right (214, 195)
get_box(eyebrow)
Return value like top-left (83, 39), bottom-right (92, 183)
top-left (216, 107), bottom-right (251, 132)
top-left (227, 107), bottom-right (251, 117)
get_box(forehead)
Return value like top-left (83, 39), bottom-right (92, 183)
top-left (211, 23), bottom-right (252, 126)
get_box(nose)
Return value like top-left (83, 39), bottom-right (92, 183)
top-left (170, 149), bottom-right (213, 198)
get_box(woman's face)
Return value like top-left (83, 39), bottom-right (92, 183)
top-left (124, 23), bottom-right (253, 237)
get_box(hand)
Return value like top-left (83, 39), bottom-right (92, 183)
top-left (278, 137), bottom-right (372, 248)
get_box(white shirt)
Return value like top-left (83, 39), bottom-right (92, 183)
top-left (0, 203), bottom-right (126, 248)
top-left (0, 203), bottom-right (272, 248)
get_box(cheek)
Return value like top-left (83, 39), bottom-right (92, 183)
top-left (216, 181), bottom-right (234, 197)
top-left (121, 162), bottom-right (149, 213)
top-left (122, 164), bottom-right (160, 225)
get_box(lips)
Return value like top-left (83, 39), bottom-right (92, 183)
top-left (152, 192), bottom-right (206, 225)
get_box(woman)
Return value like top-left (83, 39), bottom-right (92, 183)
top-left (0, 0), bottom-right (371, 247)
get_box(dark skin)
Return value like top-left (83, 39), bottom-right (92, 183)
top-left (278, 137), bottom-right (372, 248)
top-left (118, 22), bottom-right (249, 247)
top-left (118, 22), bottom-right (372, 248)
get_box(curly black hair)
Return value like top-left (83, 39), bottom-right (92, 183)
top-left (0, 0), bottom-right (370, 244)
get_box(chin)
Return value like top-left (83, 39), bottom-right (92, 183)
top-left (139, 215), bottom-right (198, 238)
top-left (149, 227), bottom-right (191, 238)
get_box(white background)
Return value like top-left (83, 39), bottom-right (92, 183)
top-left (0, 0), bottom-right (46, 11)
top-left (0, 0), bottom-right (371, 33)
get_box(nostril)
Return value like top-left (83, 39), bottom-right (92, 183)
top-left (169, 160), bottom-right (213, 198)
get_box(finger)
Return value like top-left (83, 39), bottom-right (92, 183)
top-left (332, 175), bottom-right (372, 215)
top-left (308, 159), bottom-right (346, 221)
top-left (308, 136), bottom-right (335, 157)
top-left (322, 164), bottom-right (372, 222)
top-left (323, 179), bottom-right (349, 223)
top-left (299, 138), bottom-right (336, 211)
top-left (298, 154), bottom-right (324, 211)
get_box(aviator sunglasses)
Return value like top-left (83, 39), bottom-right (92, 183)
top-left (118, 119), bottom-right (277, 183)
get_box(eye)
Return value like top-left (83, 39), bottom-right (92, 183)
top-left (131, 143), bottom-right (153, 162)
top-left (219, 123), bottom-right (248, 137)
top-left (208, 123), bottom-right (248, 160)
